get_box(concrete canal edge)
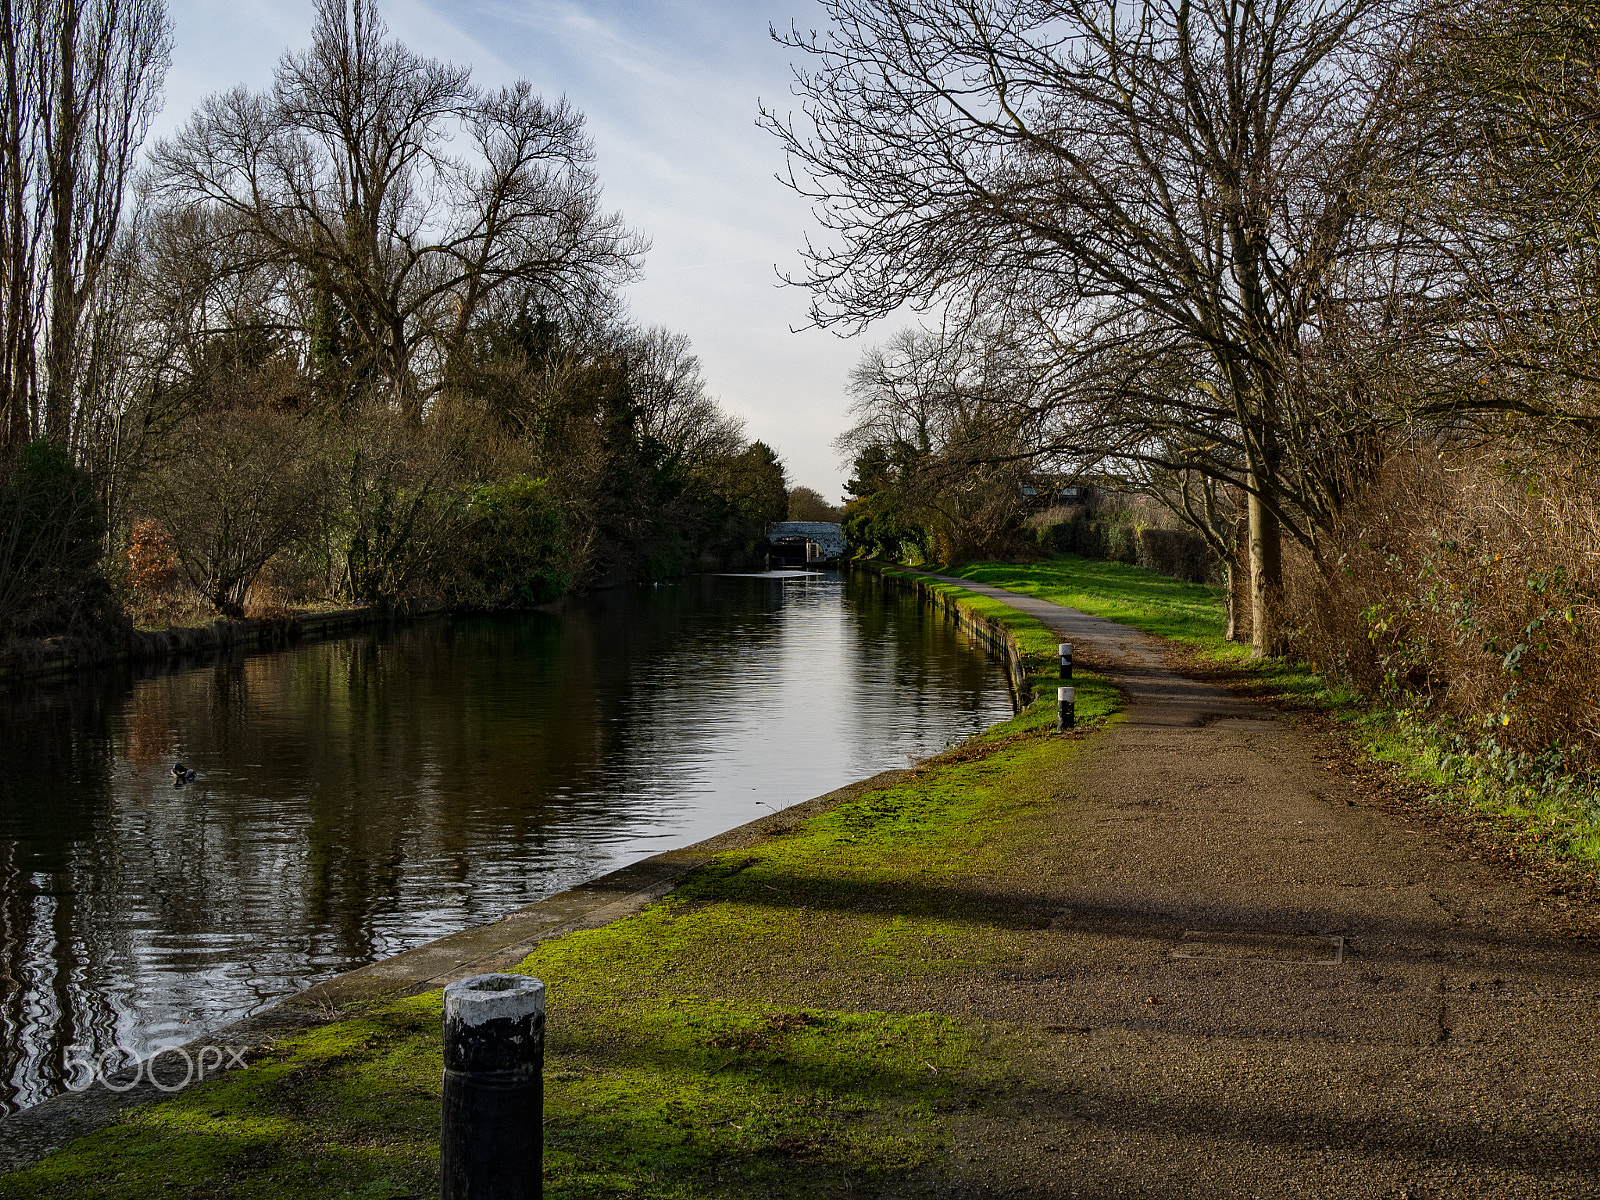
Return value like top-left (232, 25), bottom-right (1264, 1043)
top-left (0, 566), bottom-right (1040, 1171)
top-left (0, 605), bottom-right (445, 692)
top-left (854, 561), bottom-right (1035, 706)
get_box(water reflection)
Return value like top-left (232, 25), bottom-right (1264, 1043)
top-left (0, 571), bottom-right (1012, 1110)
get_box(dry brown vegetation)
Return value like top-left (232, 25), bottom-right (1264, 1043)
top-left (1287, 450), bottom-right (1600, 761)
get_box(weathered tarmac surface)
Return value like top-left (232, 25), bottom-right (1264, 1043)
top-left (887, 574), bottom-right (1600, 1198)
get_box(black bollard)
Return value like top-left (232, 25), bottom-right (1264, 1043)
top-left (1058, 642), bottom-right (1073, 679)
top-left (441, 973), bottom-right (545, 1200)
top-left (1057, 686), bottom-right (1075, 731)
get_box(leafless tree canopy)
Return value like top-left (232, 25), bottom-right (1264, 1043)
top-left (146, 0), bottom-right (645, 423)
top-left (626, 327), bottom-right (747, 469)
top-left (0, 0), bottom-right (170, 454)
top-left (763, 0), bottom-right (1518, 650)
top-left (142, 406), bottom-right (323, 617)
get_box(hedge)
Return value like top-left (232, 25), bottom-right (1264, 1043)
top-left (1034, 514), bottom-right (1221, 584)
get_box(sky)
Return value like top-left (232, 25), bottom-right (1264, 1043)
top-left (156, 0), bottom-right (874, 501)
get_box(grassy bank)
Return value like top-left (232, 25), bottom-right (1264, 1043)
top-left (940, 554), bottom-right (1600, 880)
top-left (875, 566), bottom-right (1118, 731)
top-left (944, 556), bottom-right (1230, 650)
top-left (0, 583), bottom-right (1121, 1199)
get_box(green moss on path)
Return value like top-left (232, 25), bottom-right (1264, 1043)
top-left (0, 587), bottom-right (1120, 1199)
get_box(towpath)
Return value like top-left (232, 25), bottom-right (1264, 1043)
top-left (895, 572), bottom-right (1600, 1198)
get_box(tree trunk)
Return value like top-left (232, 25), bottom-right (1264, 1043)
top-left (41, 0), bottom-right (81, 445)
top-left (1223, 559), bottom-right (1237, 642)
top-left (0, 0), bottom-right (36, 459)
top-left (1247, 481), bottom-right (1284, 658)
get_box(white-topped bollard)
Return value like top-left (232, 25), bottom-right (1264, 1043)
top-left (1058, 642), bottom-right (1073, 679)
top-left (442, 973), bottom-right (546, 1200)
top-left (1058, 687), bottom-right (1076, 731)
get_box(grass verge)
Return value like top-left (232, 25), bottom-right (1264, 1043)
top-left (0, 587), bottom-right (1119, 1199)
top-left (877, 565), bottom-right (1122, 733)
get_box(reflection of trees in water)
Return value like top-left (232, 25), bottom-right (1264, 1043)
top-left (578, 578), bottom-right (791, 782)
top-left (123, 617), bottom-right (613, 967)
top-left (123, 682), bottom-right (181, 767)
top-left (0, 681), bottom-right (122, 1110)
top-left (0, 599), bottom-right (729, 1109)
top-left (843, 574), bottom-right (1007, 750)
top-left (0, 577), bottom-right (1007, 1111)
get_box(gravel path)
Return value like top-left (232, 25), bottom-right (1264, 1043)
top-left (888, 575), bottom-right (1600, 1198)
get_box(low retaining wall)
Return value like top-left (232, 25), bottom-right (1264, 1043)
top-left (0, 606), bottom-right (439, 691)
top-left (853, 563), bottom-right (1034, 708)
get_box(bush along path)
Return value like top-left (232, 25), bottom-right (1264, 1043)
top-left (4, 571), bottom-right (1600, 1197)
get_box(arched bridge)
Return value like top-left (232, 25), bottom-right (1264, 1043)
top-left (767, 522), bottom-right (846, 566)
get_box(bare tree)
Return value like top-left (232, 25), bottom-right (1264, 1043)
top-left (0, 0), bottom-right (40, 456)
top-left (766, 0), bottom-right (1422, 653)
top-left (38, 0), bottom-right (170, 446)
top-left (141, 401), bottom-right (323, 617)
top-left (625, 326), bottom-right (746, 469)
top-left (0, 0), bottom-right (168, 455)
top-left (838, 323), bottom-right (1042, 561)
top-left (147, 0), bottom-right (644, 424)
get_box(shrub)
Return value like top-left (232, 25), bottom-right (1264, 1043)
top-left (1035, 512), bottom-right (1221, 584)
top-left (1284, 449), bottom-right (1600, 764)
top-left (0, 441), bottom-right (120, 646)
top-left (124, 518), bottom-right (187, 625)
top-left (141, 409), bottom-right (325, 618)
top-left (451, 475), bottom-right (570, 608)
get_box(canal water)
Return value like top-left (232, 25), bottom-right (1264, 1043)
top-left (0, 570), bottom-right (1015, 1111)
